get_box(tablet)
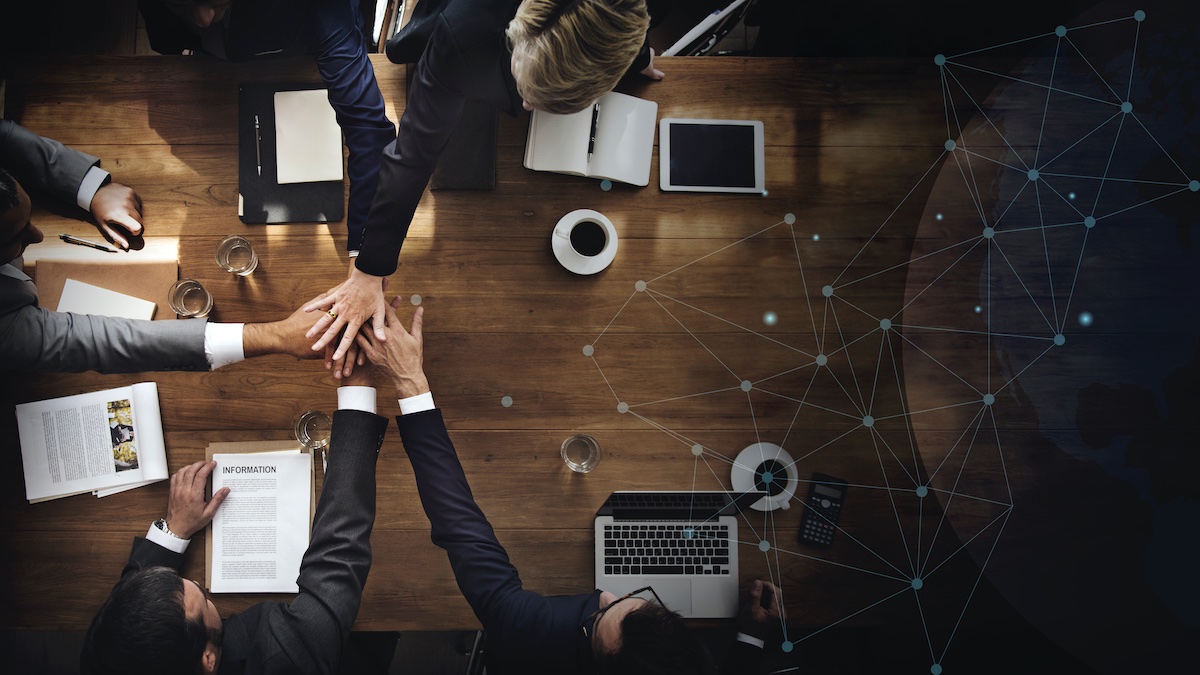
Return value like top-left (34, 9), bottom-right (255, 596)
top-left (659, 118), bottom-right (765, 193)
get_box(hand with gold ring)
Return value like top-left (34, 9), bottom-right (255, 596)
top-left (304, 267), bottom-right (389, 379)
top-left (326, 309), bottom-right (338, 320)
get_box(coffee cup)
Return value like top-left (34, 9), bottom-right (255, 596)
top-left (552, 209), bottom-right (618, 275)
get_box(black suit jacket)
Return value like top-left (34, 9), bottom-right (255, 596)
top-left (118, 409), bottom-right (388, 675)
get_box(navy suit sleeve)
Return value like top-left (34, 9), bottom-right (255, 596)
top-left (0, 119), bottom-right (99, 207)
top-left (396, 410), bottom-right (597, 669)
top-left (121, 536), bottom-right (187, 578)
top-left (309, 0), bottom-right (396, 254)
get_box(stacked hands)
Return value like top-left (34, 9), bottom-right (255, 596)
top-left (301, 265), bottom-right (393, 380)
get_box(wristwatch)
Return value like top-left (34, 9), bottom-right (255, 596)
top-left (154, 518), bottom-right (184, 540)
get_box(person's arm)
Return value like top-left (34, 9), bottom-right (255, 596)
top-left (721, 580), bottom-right (784, 675)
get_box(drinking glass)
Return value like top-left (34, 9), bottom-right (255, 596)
top-left (215, 235), bottom-right (259, 276)
top-left (561, 434), bottom-right (602, 473)
top-left (167, 278), bottom-right (213, 318)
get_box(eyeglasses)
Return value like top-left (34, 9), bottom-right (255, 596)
top-left (580, 586), bottom-right (665, 639)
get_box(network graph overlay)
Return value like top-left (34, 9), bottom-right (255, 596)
top-left (580, 11), bottom-right (1196, 673)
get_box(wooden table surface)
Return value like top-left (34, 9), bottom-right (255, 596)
top-left (0, 54), bottom-right (980, 639)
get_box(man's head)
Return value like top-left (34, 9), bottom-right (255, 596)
top-left (160, 0), bottom-right (233, 29)
top-left (590, 589), bottom-right (717, 675)
top-left (81, 566), bottom-right (223, 675)
top-left (506, 0), bottom-right (650, 114)
top-left (0, 167), bottom-right (44, 265)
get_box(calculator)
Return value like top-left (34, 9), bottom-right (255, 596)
top-left (797, 472), bottom-right (848, 547)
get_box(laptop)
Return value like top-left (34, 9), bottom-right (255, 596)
top-left (593, 490), bottom-right (764, 618)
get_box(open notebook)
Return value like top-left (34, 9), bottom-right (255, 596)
top-left (524, 91), bottom-right (657, 186)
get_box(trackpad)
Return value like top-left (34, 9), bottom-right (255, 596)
top-left (651, 578), bottom-right (692, 616)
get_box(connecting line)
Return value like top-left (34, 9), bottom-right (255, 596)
top-left (1034, 181), bottom-right (1062, 334)
top-left (589, 355), bottom-right (623, 404)
top-left (991, 176), bottom-right (1034, 231)
top-left (789, 223), bottom-right (821, 339)
top-left (647, 219), bottom-right (786, 283)
top-left (1033, 34), bottom-right (1062, 169)
top-left (941, 68), bottom-right (953, 151)
top-left (891, 330), bottom-right (985, 397)
top-left (590, 290), bottom-right (639, 346)
top-left (866, 417), bottom-right (920, 487)
top-left (1037, 173), bottom-right (1188, 187)
top-left (828, 300), bottom-right (869, 415)
top-left (956, 147), bottom-right (1028, 174)
top-left (869, 430), bottom-right (918, 578)
top-left (643, 290), bottom-right (741, 381)
top-left (876, 399), bottom-right (982, 423)
top-left (1064, 35), bottom-right (1125, 105)
top-left (926, 486), bottom-right (1012, 508)
top-left (946, 31), bottom-right (1054, 59)
top-left (629, 385), bottom-right (745, 410)
top-left (920, 410), bottom-right (988, 579)
top-left (922, 507), bottom-right (1012, 579)
top-left (788, 586), bottom-right (912, 645)
top-left (1090, 112), bottom-right (1128, 218)
top-left (946, 60), bottom-right (1122, 107)
top-left (988, 406), bottom-right (1016, 510)
top-left (833, 153), bottom-right (947, 287)
top-left (1071, 15), bottom-right (1134, 31)
top-left (1034, 178), bottom-right (1086, 221)
top-left (886, 333), bottom-right (925, 486)
top-left (645, 288), bottom-right (815, 357)
top-left (944, 66), bottom-right (1032, 172)
top-left (837, 236), bottom-right (977, 292)
top-left (894, 323), bottom-right (1054, 342)
top-left (773, 546), bottom-right (911, 583)
top-left (990, 238), bottom-right (1060, 335)
top-left (1128, 113), bottom-right (1193, 179)
top-left (699, 457), bottom-right (766, 544)
top-left (751, 388), bottom-right (862, 421)
top-left (1097, 185), bottom-right (1191, 221)
top-left (1127, 17), bottom-right (1140, 102)
top-left (868, 330), bottom-right (887, 415)
top-left (916, 486), bottom-right (925, 579)
top-left (920, 404), bottom-right (987, 491)
top-left (1057, 223), bottom-right (1092, 330)
top-left (951, 142), bottom-right (989, 227)
top-left (894, 237), bottom-right (985, 317)
top-left (1037, 111), bottom-right (1123, 178)
top-left (801, 483), bottom-right (911, 579)
top-left (746, 389), bottom-right (764, 452)
top-left (938, 510), bottom-right (1014, 665)
top-left (623, 409), bottom-right (711, 453)
top-left (912, 584), bottom-right (938, 664)
top-left (992, 340), bottom-right (1058, 398)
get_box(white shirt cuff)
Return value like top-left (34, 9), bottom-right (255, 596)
top-left (204, 322), bottom-right (246, 370)
top-left (145, 522), bottom-right (190, 554)
top-left (76, 166), bottom-right (110, 211)
top-left (338, 386), bottom-right (377, 413)
top-left (735, 632), bottom-right (765, 649)
top-left (348, 250), bottom-right (360, 258)
top-left (399, 391), bottom-right (435, 415)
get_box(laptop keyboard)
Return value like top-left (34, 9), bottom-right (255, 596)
top-left (603, 523), bottom-right (731, 576)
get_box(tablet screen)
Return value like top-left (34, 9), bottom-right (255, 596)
top-left (668, 123), bottom-right (758, 188)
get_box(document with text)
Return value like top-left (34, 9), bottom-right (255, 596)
top-left (210, 450), bottom-right (312, 593)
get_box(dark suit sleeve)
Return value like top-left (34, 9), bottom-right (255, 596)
top-left (721, 638), bottom-right (766, 674)
top-left (397, 410), bottom-right (595, 668)
top-left (222, 409), bottom-right (387, 675)
top-left (0, 119), bottom-right (99, 208)
top-left (120, 535), bottom-right (187, 578)
top-left (308, 1), bottom-right (396, 254)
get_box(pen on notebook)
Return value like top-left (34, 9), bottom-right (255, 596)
top-left (59, 234), bottom-right (118, 253)
top-left (254, 114), bottom-right (262, 176)
top-left (587, 103), bottom-right (600, 158)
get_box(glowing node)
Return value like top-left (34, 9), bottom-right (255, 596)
top-left (583, 344), bottom-right (595, 357)
top-left (1054, 334), bottom-right (1066, 346)
top-left (784, 213), bottom-right (796, 225)
top-left (691, 444), bottom-right (704, 457)
top-left (815, 354), bottom-right (828, 367)
top-left (782, 641), bottom-right (794, 653)
top-left (863, 415), bottom-right (875, 428)
top-left (740, 380), bottom-right (753, 392)
top-left (934, 53), bottom-right (946, 66)
top-left (983, 226), bottom-right (995, 239)
top-left (1079, 311), bottom-right (1094, 327)
top-left (1068, 191), bottom-right (1076, 200)
top-left (1027, 168), bottom-right (1039, 181)
top-left (931, 664), bottom-right (943, 675)
top-left (1084, 216), bottom-right (1096, 228)
top-left (617, 402), bottom-right (629, 413)
top-left (410, 294), bottom-right (422, 305)
top-left (758, 540), bottom-right (771, 552)
top-left (935, 212), bottom-right (944, 221)
top-left (761, 189), bottom-right (769, 197)
top-left (916, 485), bottom-right (928, 498)
top-left (635, 280), bottom-right (647, 292)
top-left (974, 305), bottom-right (982, 314)
top-left (1134, 9), bottom-right (1146, 21)
top-left (944, 139), bottom-right (956, 151)
top-left (1190, 180), bottom-right (1199, 192)
top-left (763, 311), bottom-right (778, 326)
top-left (983, 394), bottom-right (995, 406)
top-left (600, 179), bottom-right (613, 191)
top-left (812, 233), bottom-right (820, 241)
top-left (912, 577), bottom-right (924, 590)
top-left (684, 528), bottom-right (694, 539)
top-left (822, 285), bottom-right (834, 297)
top-left (880, 318), bottom-right (892, 330)
top-left (761, 471), bottom-right (774, 484)
top-left (1121, 101), bottom-right (1133, 114)
top-left (1055, 25), bottom-right (1067, 37)
top-left (501, 396), bottom-right (513, 408)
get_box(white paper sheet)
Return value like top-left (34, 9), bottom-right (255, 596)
top-left (57, 278), bottom-right (156, 320)
top-left (210, 451), bottom-right (312, 593)
top-left (274, 89), bottom-right (344, 184)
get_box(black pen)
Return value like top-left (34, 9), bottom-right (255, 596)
top-left (59, 233), bottom-right (118, 253)
top-left (587, 103), bottom-right (600, 158)
top-left (254, 114), bottom-right (262, 176)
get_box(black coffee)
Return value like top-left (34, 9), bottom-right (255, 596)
top-left (569, 221), bottom-right (607, 257)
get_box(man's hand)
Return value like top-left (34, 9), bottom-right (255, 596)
top-left (89, 182), bottom-right (144, 250)
top-left (640, 46), bottom-right (665, 80)
top-left (165, 460), bottom-right (229, 539)
top-left (243, 292), bottom-right (334, 360)
top-left (737, 580), bottom-right (784, 641)
top-left (357, 297), bottom-right (428, 399)
top-left (305, 266), bottom-right (388, 361)
top-left (341, 356), bottom-right (374, 388)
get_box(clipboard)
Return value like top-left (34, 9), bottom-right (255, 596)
top-left (238, 82), bottom-right (345, 224)
top-left (35, 258), bottom-right (178, 320)
top-left (204, 440), bottom-right (316, 590)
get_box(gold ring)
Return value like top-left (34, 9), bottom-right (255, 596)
top-left (327, 309), bottom-right (338, 319)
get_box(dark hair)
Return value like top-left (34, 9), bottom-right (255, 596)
top-left (0, 166), bottom-right (20, 211)
top-left (80, 566), bottom-right (211, 675)
top-left (596, 604), bottom-right (717, 675)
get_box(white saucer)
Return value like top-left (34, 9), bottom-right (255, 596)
top-left (552, 209), bottom-right (618, 275)
top-left (731, 443), bottom-right (799, 512)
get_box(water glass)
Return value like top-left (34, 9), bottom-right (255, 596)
top-left (167, 278), bottom-right (213, 318)
top-left (215, 234), bottom-right (259, 276)
top-left (561, 434), bottom-right (602, 473)
top-left (294, 410), bottom-right (332, 450)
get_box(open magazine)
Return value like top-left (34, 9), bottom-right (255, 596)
top-left (16, 382), bottom-right (167, 502)
top-left (523, 91), bottom-right (657, 186)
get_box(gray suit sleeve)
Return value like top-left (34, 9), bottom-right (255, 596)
top-left (1, 302), bottom-right (209, 373)
top-left (0, 119), bottom-right (100, 207)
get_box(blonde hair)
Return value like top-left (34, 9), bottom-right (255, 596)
top-left (507, 0), bottom-right (650, 114)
